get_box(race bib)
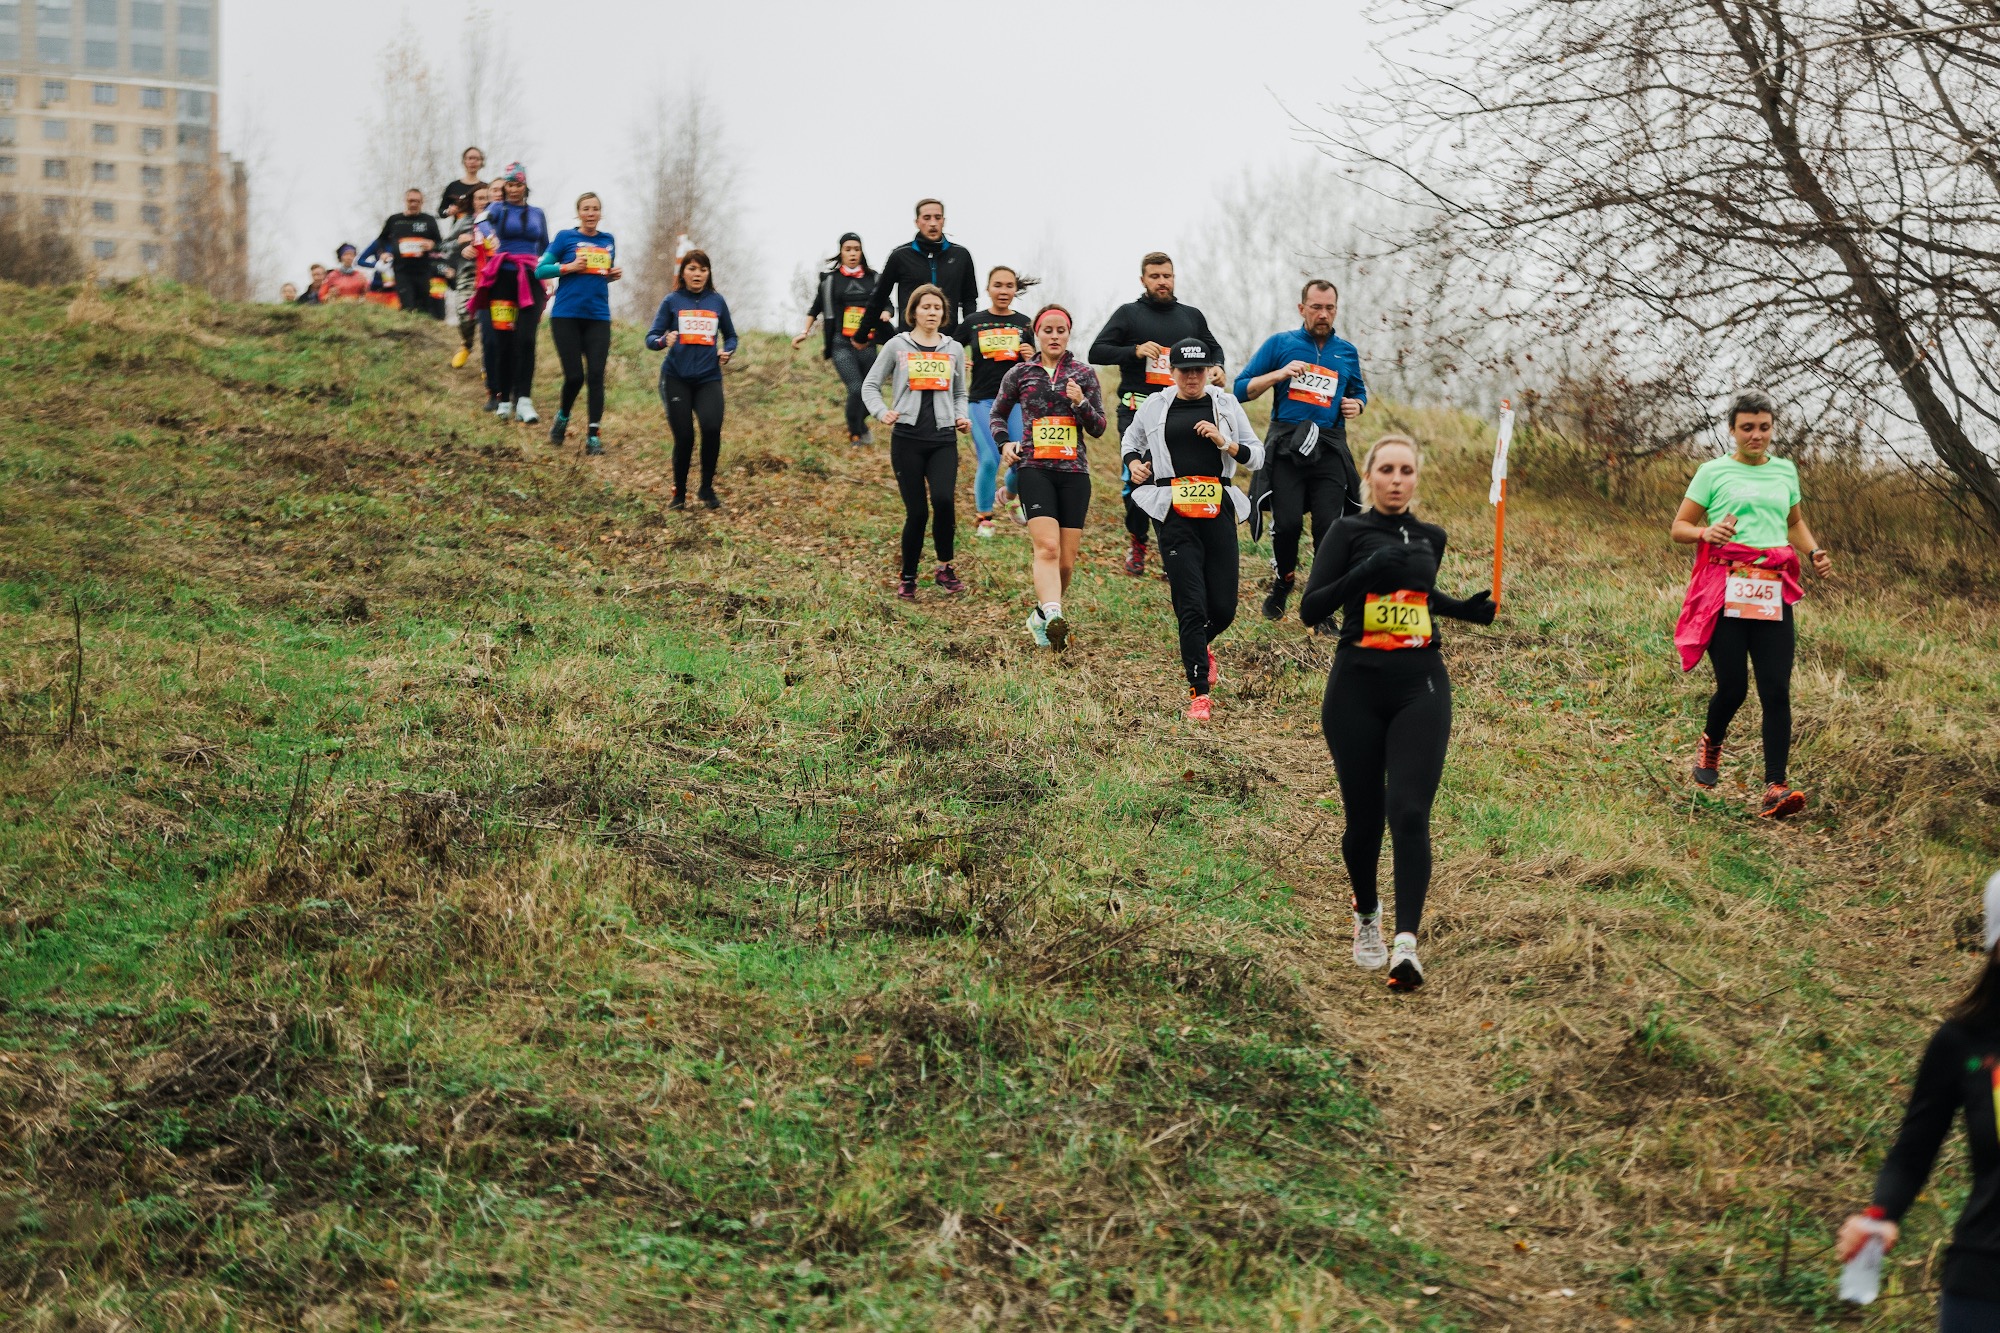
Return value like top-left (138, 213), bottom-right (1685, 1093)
top-left (1145, 349), bottom-right (1173, 386)
top-left (1170, 475), bottom-right (1222, 519)
top-left (397, 237), bottom-right (432, 258)
top-left (489, 300), bottom-right (516, 330)
top-left (1360, 591), bottom-right (1433, 650)
top-left (1028, 415), bottom-right (1078, 461)
top-left (1288, 366), bottom-right (1339, 408)
top-left (428, 276), bottom-right (447, 299)
top-left (577, 244), bottom-right (611, 274)
top-left (977, 326), bottom-right (1023, 361)
top-left (840, 306), bottom-right (865, 336)
top-left (677, 310), bottom-right (719, 345)
top-left (1723, 563), bottom-right (1782, 621)
top-left (905, 351), bottom-right (952, 393)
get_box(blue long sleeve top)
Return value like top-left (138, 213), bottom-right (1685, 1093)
top-left (1233, 326), bottom-right (1368, 431)
top-left (481, 201), bottom-right (550, 259)
top-left (537, 228), bottom-right (617, 321)
top-left (646, 290), bottom-right (739, 385)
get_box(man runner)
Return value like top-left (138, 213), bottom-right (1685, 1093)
top-left (372, 188), bottom-right (446, 320)
top-left (1235, 279), bottom-right (1367, 621)
top-left (1088, 253), bottom-right (1224, 577)
top-left (862, 198), bottom-right (980, 340)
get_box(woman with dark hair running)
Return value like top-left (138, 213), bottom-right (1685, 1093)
top-left (646, 249), bottom-right (739, 509)
top-left (1835, 873), bottom-right (2000, 1330)
top-left (1671, 389), bottom-right (1834, 818)
top-left (1299, 435), bottom-right (1497, 992)
top-left (470, 162), bottom-right (551, 424)
top-left (862, 284), bottom-right (971, 600)
top-left (793, 233), bottom-right (885, 445)
top-left (537, 192), bottom-right (623, 456)
top-left (993, 304), bottom-right (1104, 649)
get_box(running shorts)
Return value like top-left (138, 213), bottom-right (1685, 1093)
top-left (1015, 467), bottom-right (1091, 529)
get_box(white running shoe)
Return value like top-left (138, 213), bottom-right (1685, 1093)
top-left (515, 397), bottom-right (539, 425)
top-left (496, 400), bottom-right (514, 422)
top-left (1352, 912), bottom-right (1387, 970)
top-left (1387, 933), bottom-right (1424, 991)
top-left (1025, 609), bottom-right (1051, 648)
top-left (1044, 612), bottom-right (1069, 653)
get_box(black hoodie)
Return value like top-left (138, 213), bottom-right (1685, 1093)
top-left (862, 233), bottom-right (980, 340)
top-left (1088, 294), bottom-right (1225, 401)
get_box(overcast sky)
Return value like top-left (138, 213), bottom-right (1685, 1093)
top-left (224, 0), bottom-right (1369, 327)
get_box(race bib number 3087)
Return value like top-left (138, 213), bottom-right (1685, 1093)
top-left (977, 326), bottom-right (1022, 361)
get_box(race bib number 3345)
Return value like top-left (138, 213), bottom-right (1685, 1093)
top-left (1723, 564), bottom-right (1782, 620)
top-left (1360, 591), bottom-right (1433, 650)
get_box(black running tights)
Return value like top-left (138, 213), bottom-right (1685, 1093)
top-left (1323, 649), bottom-right (1453, 937)
top-left (483, 300), bottom-right (541, 403)
top-left (550, 317), bottom-right (610, 428)
top-left (1155, 509), bottom-right (1239, 694)
top-left (890, 432), bottom-right (958, 578)
top-left (661, 374), bottom-right (725, 494)
top-left (1703, 603), bottom-right (1794, 785)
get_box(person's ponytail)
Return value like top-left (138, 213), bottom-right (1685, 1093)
top-left (1947, 946), bottom-right (2000, 1028)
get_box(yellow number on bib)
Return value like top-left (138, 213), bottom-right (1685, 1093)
top-left (1359, 591), bottom-right (1433, 650)
top-left (906, 353), bottom-right (951, 392)
top-left (1029, 416), bottom-right (1078, 461)
top-left (1170, 475), bottom-right (1223, 519)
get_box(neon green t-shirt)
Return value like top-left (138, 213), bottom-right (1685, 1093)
top-left (1685, 455), bottom-right (1800, 550)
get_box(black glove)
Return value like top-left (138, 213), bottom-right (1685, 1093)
top-left (1435, 589), bottom-right (1496, 626)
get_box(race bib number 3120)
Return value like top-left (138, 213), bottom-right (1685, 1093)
top-left (1360, 591), bottom-right (1433, 650)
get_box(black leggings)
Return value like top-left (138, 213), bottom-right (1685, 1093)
top-left (483, 300), bottom-right (542, 402)
top-left (1269, 449), bottom-right (1353, 580)
top-left (1939, 1292), bottom-right (2000, 1333)
top-left (1118, 404), bottom-right (1151, 540)
top-left (890, 432), bottom-right (958, 578)
top-left (550, 317), bottom-right (611, 428)
top-left (830, 340), bottom-right (878, 438)
top-left (1154, 509), bottom-right (1239, 694)
top-left (1703, 603), bottom-right (1794, 784)
top-left (661, 374), bottom-right (725, 494)
top-left (1323, 649), bottom-right (1452, 936)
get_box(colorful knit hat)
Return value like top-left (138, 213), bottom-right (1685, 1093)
top-left (500, 161), bottom-right (527, 185)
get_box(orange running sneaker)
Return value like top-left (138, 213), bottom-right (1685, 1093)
top-left (1186, 692), bottom-right (1212, 722)
top-left (1693, 734), bottom-right (1723, 788)
top-left (1758, 782), bottom-right (1807, 819)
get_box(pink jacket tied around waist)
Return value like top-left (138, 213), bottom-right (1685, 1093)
top-left (1674, 541), bottom-right (1803, 671)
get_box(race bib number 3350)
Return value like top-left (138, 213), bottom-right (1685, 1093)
top-left (677, 310), bottom-right (719, 345)
top-left (1360, 591), bottom-right (1433, 650)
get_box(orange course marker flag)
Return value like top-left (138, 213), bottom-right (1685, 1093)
top-left (1489, 399), bottom-right (1515, 606)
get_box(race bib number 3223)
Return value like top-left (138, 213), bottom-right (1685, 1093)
top-left (1170, 475), bottom-right (1223, 519)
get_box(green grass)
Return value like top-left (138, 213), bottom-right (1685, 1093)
top-left (2, 280), bottom-right (1996, 1330)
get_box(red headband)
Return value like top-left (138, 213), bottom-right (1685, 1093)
top-left (1033, 303), bottom-right (1073, 333)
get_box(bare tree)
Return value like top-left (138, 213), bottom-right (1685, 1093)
top-left (459, 9), bottom-right (530, 165)
top-left (622, 90), bottom-right (762, 325)
top-left (1330, 0), bottom-right (2000, 529)
top-left (359, 31), bottom-right (455, 226)
top-left (0, 211), bottom-right (82, 287)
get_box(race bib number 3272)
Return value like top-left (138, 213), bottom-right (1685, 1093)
top-left (1287, 366), bottom-right (1339, 408)
top-left (1359, 591), bottom-right (1433, 650)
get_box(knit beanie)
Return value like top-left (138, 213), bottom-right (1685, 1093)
top-left (501, 161), bottom-right (527, 185)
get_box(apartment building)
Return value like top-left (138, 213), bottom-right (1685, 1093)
top-left (0, 0), bottom-right (246, 292)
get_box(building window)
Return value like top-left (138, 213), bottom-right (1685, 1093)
top-left (175, 123), bottom-right (206, 149)
top-left (0, 80), bottom-right (15, 102)
top-left (43, 196), bottom-right (66, 219)
top-left (178, 4), bottom-right (206, 34)
top-left (131, 0), bottom-right (158, 26)
top-left (140, 86), bottom-right (164, 109)
top-left (176, 48), bottom-right (208, 77)
top-left (139, 164), bottom-right (160, 188)
top-left (140, 202), bottom-right (160, 226)
top-left (42, 157), bottom-right (66, 178)
top-left (93, 241), bottom-right (115, 261)
top-left (84, 38), bottom-right (113, 66)
top-left (139, 126), bottom-right (161, 150)
top-left (41, 119), bottom-right (66, 140)
top-left (0, 118), bottom-right (13, 145)
top-left (91, 160), bottom-right (112, 180)
top-left (140, 242), bottom-right (161, 267)
top-left (178, 89), bottom-right (207, 120)
top-left (131, 42), bottom-right (161, 71)
top-left (37, 36), bottom-right (70, 61)
top-left (36, 2), bottom-right (72, 22)
top-left (84, 0), bottom-right (114, 20)
top-left (91, 83), bottom-right (116, 104)
top-left (0, 156), bottom-right (15, 175)
top-left (43, 79), bottom-right (68, 103)
top-left (91, 122), bottom-right (113, 142)
top-left (91, 199), bottom-right (112, 220)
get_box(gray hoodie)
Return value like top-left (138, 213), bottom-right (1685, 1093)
top-left (861, 331), bottom-right (970, 429)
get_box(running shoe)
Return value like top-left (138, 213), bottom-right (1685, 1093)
top-left (1352, 911), bottom-right (1388, 970)
top-left (975, 516), bottom-right (995, 540)
top-left (1262, 572), bottom-right (1295, 621)
top-left (1186, 692), bottom-right (1212, 722)
top-left (1693, 734), bottom-right (1723, 788)
top-left (496, 400), bottom-right (514, 423)
top-left (1025, 609), bottom-right (1050, 648)
top-left (1011, 499), bottom-right (1027, 525)
top-left (1207, 649), bottom-right (1222, 688)
top-left (1758, 782), bottom-right (1807, 820)
top-left (1123, 535), bottom-right (1148, 576)
top-left (1045, 612), bottom-right (1069, 653)
top-left (668, 491), bottom-right (686, 511)
top-left (934, 564), bottom-right (966, 594)
top-left (1387, 934), bottom-right (1424, 991)
top-left (698, 488), bottom-right (721, 510)
top-left (516, 397), bottom-right (539, 425)
top-left (585, 433), bottom-right (604, 457)
top-left (451, 346), bottom-right (471, 370)
top-left (897, 576), bottom-right (917, 602)
top-left (548, 413), bottom-right (568, 448)
top-left (484, 393), bottom-right (500, 414)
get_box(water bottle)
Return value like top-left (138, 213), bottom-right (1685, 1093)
top-left (1840, 1233), bottom-right (1885, 1305)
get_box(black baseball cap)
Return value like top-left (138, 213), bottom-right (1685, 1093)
top-left (1168, 338), bottom-right (1214, 368)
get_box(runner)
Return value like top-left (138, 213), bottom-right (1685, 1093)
top-left (537, 192), bottom-right (622, 457)
top-left (319, 244), bottom-right (368, 302)
top-left (297, 263), bottom-right (327, 304)
top-left (861, 199), bottom-right (979, 338)
top-left (1120, 337), bottom-right (1263, 718)
top-left (1835, 873), bottom-right (2000, 1330)
top-left (1671, 390), bottom-right (1833, 818)
top-left (962, 267), bottom-right (1035, 539)
top-left (1298, 435), bottom-right (1497, 991)
top-left (437, 145), bottom-right (485, 220)
top-left (792, 233), bottom-right (885, 445)
top-left (1235, 279), bottom-right (1367, 621)
top-left (1089, 253), bottom-right (1225, 577)
top-left (471, 163), bottom-right (551, 424)
top-left (372, 188), bottom-right (444, 319)
top-left (993, 304), bottom-right (1104, 649)
top-left (440, 184), bottom-right (488, 371)
top-left (645, 248), bottom-right (739, 509)
top-left (860, 284), bottom-right (972, 600)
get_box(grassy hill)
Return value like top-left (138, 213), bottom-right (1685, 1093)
top-left (1, 281), bottom-right (1996, 1332)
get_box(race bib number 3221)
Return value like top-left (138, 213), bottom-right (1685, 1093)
top-left (1029, 415), bottom-right (1078, 461)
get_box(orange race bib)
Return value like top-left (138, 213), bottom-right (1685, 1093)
top-left (677, 310), bottom-right (719, 345)
top-left (490, 300), bottom-right (516, 330)
top-left (1359, 591), bottom-right (1433, 650)
top-left (1723, 564), bottom-right (1783, 621)
top-left (905, 351), bottom-right (952, 392)
top-left (1145, 349), bottom-right (1174, 386)
top-left (397, 237), bottom-right (432, 258)
top-left (577, 244), bottom-right (611, 274)
top-left (977, 326), bottom-right (1023, 361)
top-left (1287, 366), bottom-right (1339, 408)
top-left (1028, 415), bottom-right (1078, 461)
top-left (428, 276), bottom-right (448, 299)
top-left (1170, 474), bottom-right (1223, 519)
top-left (840, 305), bottom-right (865, 336)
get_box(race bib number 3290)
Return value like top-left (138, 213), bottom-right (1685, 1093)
top-left (905, 352), bottom-right (952, 392)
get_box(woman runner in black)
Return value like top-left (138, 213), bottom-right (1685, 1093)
top-left (1299, 436), bottom-right (1496, 991)
top-left (861, 284), bottom-right (972, 600)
